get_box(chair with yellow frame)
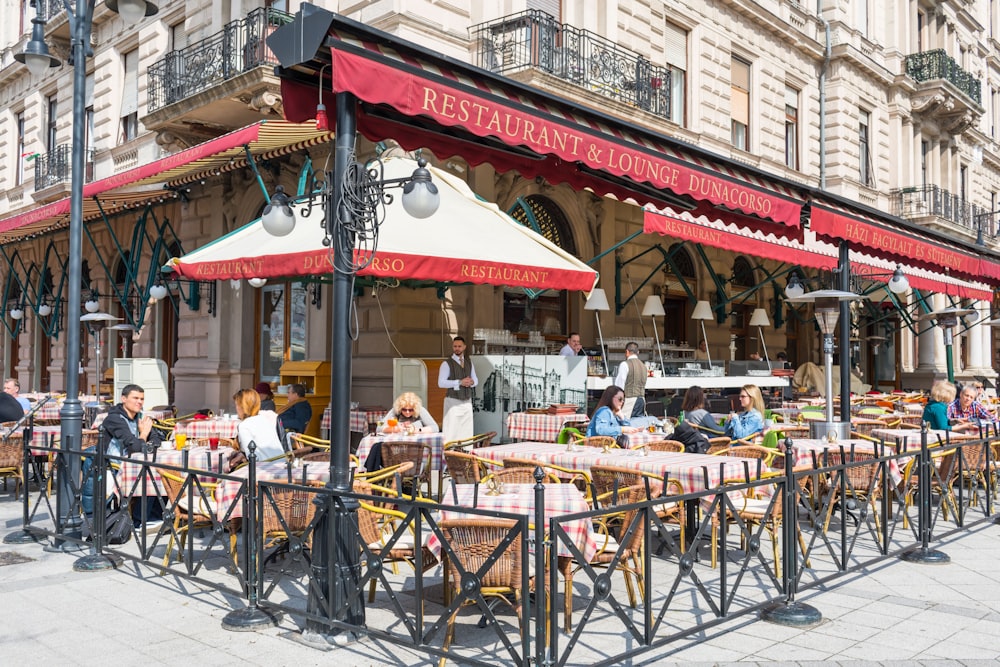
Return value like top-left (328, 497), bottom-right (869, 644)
top-left (288, 432), bottom-right (331, 457)
top-left (439, 432), bottom-right (497, 492)
top-left (571, 434), bottom-right (618, 449)
top-left (158, 469), bottom-right (237, 573)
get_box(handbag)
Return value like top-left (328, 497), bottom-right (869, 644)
top-left (615, 433), bottom-right (630, 448)
top-left (104, 498), bottom-right (133, 545)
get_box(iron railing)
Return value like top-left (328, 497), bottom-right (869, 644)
top-left (33, 144), bottom-right (94, 190)
top-left (13, 423), bottom-right (999, 666)
top-left (147, 7), bottom-right (292, 113)
top-left (904, 49), bottom-right (982, 106)
top-left (470, 10), bottom-right (672, 118)
top-left (36, 0), bottom-right (63, 22)
top-left (888, 184), bottom-right (989, 232)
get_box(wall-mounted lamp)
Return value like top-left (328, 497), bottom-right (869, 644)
top-left (38, 300), bottom-right (52, 317)
top-left (149, 281), bottom-right (168, 301)
top-left (9, 304), bottom-right (24, 321)
top-left (248, 278), bottom-right (267, 288)
top-left (785, 274), bottom-right (805, 299)
top-left (584, 288), bottom-right (610, 376)
top-left (260, 185), bottom-right (296, 237)
top-left (84, 292), bottom-right (101, 313)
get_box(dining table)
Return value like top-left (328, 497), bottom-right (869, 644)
top-left (117, 445), bottom-right (237, 498)
top-left (321, 406), bottom-right (388, 435)
top-left (356, 431), bottom-right (446, 471)
top-left (174, 417), bottom-right (241, 441)
top-left (789, 438), bottom-right (906, 486)
top-left (505, 411), bottom-right (588, 442)
top-left (215, 458), bottom-right (332, 520)
top-left (870, 427), bottom-right (976, 445)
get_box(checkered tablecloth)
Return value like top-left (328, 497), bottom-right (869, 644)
top-left (357, 432), bottom-right (446, 470)
top-left (789, 438), bottom-right (905, 486)
top-left (174, 418), bottom-right (240, 441)
top-left (505, 412), bottom-right (588, 442)
top-left (428, 483), bottom-right (597, 562)
top-left (870, 428), bottom-right (975, 444)
top-left (117, 447), bottom-right (236, 498)
top-left (216, 459), bottom-right (331, 520)
top-left (475, 442), bottom-right (762, 491)
top-left (321, 407), bottom-right (388, 434)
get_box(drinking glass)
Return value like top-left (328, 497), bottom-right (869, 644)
top-left (174, 432), bottom-right (187, 450)
top-left (208, 431), bottom-right (220, 451)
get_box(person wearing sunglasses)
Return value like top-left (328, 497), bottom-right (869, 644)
top-left (379, 391), bottom-right (439, 434)
top-left (725, 384), bottom-right (766, 439)
top-left (586, 385), bottom-right (641, 438)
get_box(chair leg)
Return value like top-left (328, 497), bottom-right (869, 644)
top-left (439, 607), bottom-right (461, 667)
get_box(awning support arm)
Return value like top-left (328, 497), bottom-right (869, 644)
top-left (613, 242), bottom-right (696, 313)
top-left (244, 144), bottom-right (273, 202)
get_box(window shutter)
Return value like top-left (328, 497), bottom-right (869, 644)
top-left (664, 22), bottom-right (687, 70)
top-left (85, 73), bottom-right (94, 106)
top-left (121, 50), bottom-right (138, 117)
top-left (527, 0), bottom-right (560, 20)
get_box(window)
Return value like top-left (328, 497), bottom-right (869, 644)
top-left (917, 11), bottom-right (925, 52)
top-left (960, 164), bottom-right (968, 203)
top-left (120, 49), bottom-right (139, 143)
top-left (730, 57), bottom-right (750, 151)
top-left (14, 111), bottom-right (25, 186)
top-left (859, 109), bottom-right (873, 186)
top-left (258, 283), bottom-right (307, 382)
top-left (784, 85), bottom-right (799, 170)
top-left (664, 22), bottom-right (687, 125)
top-left (85, 73), bottom-right (94, 181)
top-left (856, 0), bottom-right (868, 38)
top-left (46, 95), bottom-right (58, 150)
top-left (920, 140), bottom-right (929, 187)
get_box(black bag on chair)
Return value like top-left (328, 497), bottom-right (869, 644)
top-left (615, 433), bottom-right (630, 449)
top-left (105, 500), bottom-right (133, 545)
top-left (672, 422), bottom-right (710, 454)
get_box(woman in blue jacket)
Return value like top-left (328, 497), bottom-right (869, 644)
top-left (725, 384), bottom-right (766, 439)
top-left (587, 385), bottom-right (640, 438)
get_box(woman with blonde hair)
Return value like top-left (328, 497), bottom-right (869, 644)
top-left (232, 388), bottom-right (284, 461)
top-left (725, 384), bottom-right (766, 439)
top-left (922, 380), bottom-right (977, 432)
top-left (378, 391), bottom-right (439, 433)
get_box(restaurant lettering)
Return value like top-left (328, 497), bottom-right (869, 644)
top-left (651, 216), bottom-right (725, 246)
top-left (419, 86), bottom-right (781, 221)
top-left (194, 259), bottom-right (266, 277)
top-left (460, 263), bottom-right (549, 284)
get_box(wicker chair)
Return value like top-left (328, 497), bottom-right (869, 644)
top-left (572, 435), bottom-right (617, 449)
top-left (438, 434), bottom-right (497, 490)
top-left (381, 441), bottom-right (433, 498)
top-left (437, 518), bottom-right (523, 667)
top-left (588, 464), bottom-right (684, 550)
top-left (821, 450), bottom-right (886, 536)
top-left (726, 444), bottom-right (777, 468)
top-left (158, 469), bottom-right (236, 572)
top-left (288, 433), bottom-right (331, 457)
top-left (260, 482), bottom-right (320, 563)
top-left (442, 450), bottom-right (497, 485)
top-left (0, 433), bottom-right (24, 498)
top-left (502, 457), bottom-right (590, 492)
top-left (486, 466), bottom-right (559, 486)
top-left (640, 439), bottom-right (684, 453)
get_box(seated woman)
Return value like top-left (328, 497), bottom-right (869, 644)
top-left (725, 384), bottom-right (766, 440)
top-left (378, 392), bottom-right (439, 434)
top-left (233, 388), bottom-right (284, 463)
top-left (278, 383), bottom-right (312, 434)
top-left (680, 385), bottom-right (722, 433)
top-left (255, 381), bottom-right (275, 412)
top-left (586, 385), bottom-right (641, 438)
top-left (924, 380), bottom-right (979, 432)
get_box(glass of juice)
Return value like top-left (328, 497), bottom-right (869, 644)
top-left (208, 432), bottom-right (220, 451)
top-left (174, 432), bottom-right (187, 450)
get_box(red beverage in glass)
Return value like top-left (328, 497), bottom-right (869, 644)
top-left (208, 435), bottom-right (220, 451)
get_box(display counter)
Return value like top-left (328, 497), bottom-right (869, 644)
top-left (586, 374), bottom-right (789, 391)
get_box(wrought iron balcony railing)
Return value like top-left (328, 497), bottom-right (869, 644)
top-left (147, 7), bottom-right (292, 114)
top-left (36, 0), bottom-right (63, 22)
top-left (889, 184), bottom-right (988, 233)
top-left (470, 10), bottom-right (672, 118)
top-left (33, 144), bottom-right (95, 191)
top-left (904, 49), bottom-right (981, 106)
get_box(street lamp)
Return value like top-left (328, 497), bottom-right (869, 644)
top-left (584, 288), bottom-right (611, 376)
top-left (256, 98), bottom-right (441, 640)
top-left (640, 294), bottom-right (666, 374)
top-left (917, 307), bottom-right (975, 383)
top-left (13, 0), bottom-right (159, 562)
top-left (785, 289), bottom-right (867, 439)
top-left (81, 312), bottom-right (120, 399)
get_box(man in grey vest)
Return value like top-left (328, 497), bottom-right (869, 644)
top-left (614, 341), bottom-right (647, 418)
top-left (438, 336), bottom-right (478, 442)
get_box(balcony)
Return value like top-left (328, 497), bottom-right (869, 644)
top-left (889, 185), bottom-right (987, 239)
top-left (33, 144), bottom-right (94, 193)
top-left (904, 50), bottom-right (983, 132)
top-left (36, 0), bottom-right (63, 21)
top-left (470, 10), bottom-right (672, 119)
top-left (144, 7), bottom-right (291, 133)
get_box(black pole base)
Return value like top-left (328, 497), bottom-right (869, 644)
top-left (73, 552), bottom-right (122, 571)
top-left (43, 536), bottom-right (87, 554)
top-left (294, 628), bottom-right (365, 651)
top-left (900, 547), bottom-right (950, 564)
top-left (4, 529), bottom-right (42, 545)
top-left (222, 606), bottom-right (282, 632)
top-left (993, 514), bottom-right (1000, 525)
top-left (761, 600), bottom-right (822, 627)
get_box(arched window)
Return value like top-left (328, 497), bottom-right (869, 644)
top-left (661, 244), bottom-right (696, 346)
top-left (504, 195), bottom-right (576, 333)
top-left (731, 256), bottom-right (755, 287)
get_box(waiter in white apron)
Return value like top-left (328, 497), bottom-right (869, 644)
top-left (438, 336), bottom-right (477, 442)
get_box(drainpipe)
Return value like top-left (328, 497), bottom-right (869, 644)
top-left (818, 1), bottom-right (831, 190)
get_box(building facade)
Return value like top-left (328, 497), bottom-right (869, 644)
top-left (0, 0), bottom-right (997, 413)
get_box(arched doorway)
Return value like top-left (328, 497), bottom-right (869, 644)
top-left (729, 256), bottom-right (757, 359)
top-left (661, 243), bottom-right (696, 345)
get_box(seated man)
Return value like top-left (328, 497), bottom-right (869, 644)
top-left (278, 383), bottom-right (313, 434)
top-left (3, 378), bottom-right (31, 412)
top-left (947, 384), bottom-right (994, 427)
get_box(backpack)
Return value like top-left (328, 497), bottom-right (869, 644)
top-left (672, 421), bottom-right (710, 454)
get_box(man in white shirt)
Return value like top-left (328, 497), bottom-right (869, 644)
top-left (438, 336), bottom-right (478, 442)
top-left (614, 342), bottom-right (647, 418)
top-left (3, 378), bottom-right (31, 412)
top-left (559, 332), bottom-right (583, 357)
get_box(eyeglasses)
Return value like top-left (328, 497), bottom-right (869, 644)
top-left (400, 407), bottom-right (415, 413)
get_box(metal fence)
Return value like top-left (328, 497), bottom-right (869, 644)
top-left (904, 49), bottom-right (982, 105)
top-left (888, 184), bottom-right (990, 233)
top-left (147, 7), bottom-right (292, 113)
top-left (33, 144), bottom-right (94, 191)
top-left (470, 10), bottom-right (672, 118)
top-left (9, 424), bottom-right (998, 666)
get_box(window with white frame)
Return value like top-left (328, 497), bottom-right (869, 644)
top-left (859, 109), bottom-right (873, 186)
top-left (856, 0), bottom-right (869, 38)
top-left (784, 85), bottom-right (799, 170)
top-left (46, 95), bottom-right (57, 150)
top-left (731, 57), bottom-right (750, 151)
top-left (120, 49), bottom-right (139, 143)
top-left (15, 111), bottom-right (25, 186)
top-left (664, 21), bottom-right (687, 126)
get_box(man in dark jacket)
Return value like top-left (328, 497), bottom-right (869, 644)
top-left (278, 383), bottom-right (312, 434)
top-left (0, 391), bottom-right (25, 424)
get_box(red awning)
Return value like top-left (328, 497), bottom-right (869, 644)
top-left (811, 202), bottom-right (1000, 287)
top-left (644, 207), bottom-right (993, 300)
top-left (0, 120), bottom-right (333, 244)
top-left (279, 34), bottom-right (804, 230)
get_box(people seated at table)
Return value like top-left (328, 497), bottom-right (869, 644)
top-left (680, 385), bottom-right (722, 432)
top-left (254, 381), bottom-right (275, 411)
top-left (233, 388), bottom-right (285, 463)
top-left (3, 378), bottom-right (31, 412)
top-left (945, 382), bottom-right (992, 430)
top-left (586, 385), bottom-right (640, 438)
top-left (278, 383), bottom-right (312, 434)
top-left (559, 332), bottom-right (583, 356)
top-left (725, 384), bottom-right (766, 440)
top-left (378, 392), bottom-right (439, 434)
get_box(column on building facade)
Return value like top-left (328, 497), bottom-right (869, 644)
top-left (967, 300), bottom-right (984, 370)
top-left (916, 293), bottom-right (942, 370)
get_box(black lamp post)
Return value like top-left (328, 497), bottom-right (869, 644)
top-left (14, 0), bottom-right (159, 562)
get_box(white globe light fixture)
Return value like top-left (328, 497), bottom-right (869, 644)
top-left (400, 159), bottom-right (440, 219)
top-left (785, 273), bottom-right (805, 299)
top-left (38, 303), bottom-right (52, 317)
top-left (149, 282), bottom-right (169, 301)
top-left (10, 306), bottom-right (24, 321)
top-left (248, 278), bottom-right (267, 288)
top-left (261, 185), bottom-right (296, 236)
top-left (84, 296), bottom-right (101, 313)
top-left (887, 265), bottom-right (909, 294)
top-left (105, 0), bottom-right (158, 26)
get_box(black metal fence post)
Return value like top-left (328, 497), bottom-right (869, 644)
top-left (74, 438), bottom-right (121, 570)
top-left (4, 427), bottom-right (42, 544)
top-left (533, 466), bottom-right (548, 667)
top-left (762, 437), bottom-right (821, 626)
top-left (901, 422), bottom-right (950, 564)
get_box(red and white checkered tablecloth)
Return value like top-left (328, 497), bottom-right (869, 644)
top-left (428, 483), bottom-right (597, 562)
top-left (475, 442), bottom-right (762, 491)
top-left (28, 403), bottom-right (64, 421)
top-left (870, 428), bottom-right (975, 444)
top-left (357, 432), bottom-right (446, 470)
top-left (505, 412), bottom-right (588, 442)
top-left (216, 459), bottom-right (331, 520)
top-left (321, 407), bottom-right (388, 434)
top-left (790, 438), bottom-right (905, 486)
top-left (174, 418), bottom-right (240, 441)
top-left (117, 447), bottom-right (236, 498)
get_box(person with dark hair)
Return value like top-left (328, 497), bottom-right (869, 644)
top-left (614, 341), bottom-right (647, 418)
top-left (559, 332), bottom-right (583, 357)
top-left (278, 383), bottom-right (312, 434)
top-left (254, 381), bottom-right (275, 411)
top-left (680, 385), bottom-right (722, 432)
top-left (586, 385), bottom-right (640, 438)
top-left (438, 335), bottom-right (477, 441)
